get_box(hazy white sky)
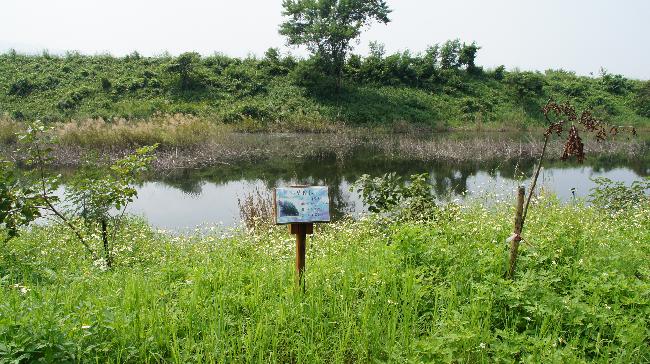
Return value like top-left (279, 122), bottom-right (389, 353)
top-left (1, 0), bottom-right (649, 79)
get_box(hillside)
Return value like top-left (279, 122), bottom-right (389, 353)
top-left (1, 46), bottom-right (649, 129)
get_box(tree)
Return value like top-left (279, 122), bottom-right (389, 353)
top-left (0, 121), bottom-right (157, 269)
top-left (439, 39), bottom-right (461, 69)
top-left (458, 41), bottom-right (481, 72)
top-left (66, 145), bottom-right (157, 269)
top-left (166, 52), bottom-right (207, 91)
top-left (279, 0), bottom-right (391, 90)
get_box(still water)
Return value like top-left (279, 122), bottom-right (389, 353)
top-left (122, 150), bottom-right (647, 231)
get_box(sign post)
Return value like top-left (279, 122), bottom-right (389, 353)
top-left (274, 186), bottom-right (330, 291)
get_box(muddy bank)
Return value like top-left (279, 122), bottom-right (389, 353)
top-left (0, 131), bottom-right (647, 171)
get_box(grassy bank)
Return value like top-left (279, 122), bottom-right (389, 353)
top-left (2, 50), bottom-right (649, 129)
top-left (1, 200), bottom-right (648, 362)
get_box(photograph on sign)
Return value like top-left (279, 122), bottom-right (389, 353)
top-left (274, 186), bottom-right (330, 224)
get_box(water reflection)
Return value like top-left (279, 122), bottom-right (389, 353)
top-left (128, 151), bottom-right (647, 231)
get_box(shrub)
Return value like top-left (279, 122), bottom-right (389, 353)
top-left (635, 80), bottom-right (650, 117)
top-left (57, 86), bottom-right (93, 111)
top-left (599, 68), bottom-right (630, 95)
top-left (505, 71), bottom-right (545, 99)
top-left (590, 177), bottom-right (649, 212)
top-left (492, 65), bottom-right (506, 81)
top-left (166, 52), bottom-right (209, 91)
top-left (8, 78), bottom-right (35, 96)
top-left (352, 172), bottom-right (436, 221)
top-left (440, 39), bottom-right (461, 69)
top-left (101, 77), bottom-right (112, 91)
top-left (290, 57), bottom-right (337, 95)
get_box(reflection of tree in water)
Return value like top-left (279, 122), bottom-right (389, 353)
top-left (149, 147), bottom-right (646, 218)
top-left (156, 169), bottom-right (205, 196)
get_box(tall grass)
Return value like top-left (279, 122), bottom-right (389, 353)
top-left (238, 187), bottom-right (275, 230)
top-left (54, 114), bottom-right (231, 148)
top-left (1, 200), bottom-right (648, 362)
top-left (0, 116), bottom-right (23, 144)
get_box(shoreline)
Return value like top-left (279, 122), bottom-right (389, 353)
top-left (1, 129), bottom-right (646, 171)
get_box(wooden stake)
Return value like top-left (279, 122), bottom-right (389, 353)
top-left (290, 223), bottom-right (313, 291)
top-left (508, 186), bottom-right (525, 279)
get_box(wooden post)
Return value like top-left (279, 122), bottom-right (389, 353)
top-left (290, 223), bottom-right (313, 291)
top-left (507, 186), bottom-right (525, 279)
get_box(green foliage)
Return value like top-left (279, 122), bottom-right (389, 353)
top-left (67, 145), bottom-right (157, 221)
top-left (635, 80), bottom-right (650, 117)
top-left (0, 201), bottom-right (648, 362)
top-left (352, 172), bottom-right (436, 221)
top-left (0, 120), bottom-right (78, 253)
top-left (7, 78), bottom-right (36, 97)
top-left (279, 0), bottom-right (391, 83)
top-left (0, 161), bottom-right (46, 240)
top-left (66, 145), bottom-right (157, 267)
top-left (440, 39), bottom-right (462, 69)
top-left (0, 122), bottom-right (158, 265)
top-left (505, 71), bottom-right (545, 100)
top-left (166, 52), bottom-right (209, 91)
top-left (57, 86), bottom-right (93, 111)
top-left (0, 47), bottom-right (648, 128)
top-left (599, 68), bottom-right (631, 95)
top-left (458, 41), bottom-right (481, 71)
top-left (590, 176), bottom-right (649, 212)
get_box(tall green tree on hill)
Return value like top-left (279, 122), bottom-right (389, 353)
top-left (279, 0), bottom-right (392, 91)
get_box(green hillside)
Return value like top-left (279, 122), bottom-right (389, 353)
top-left (1, 45), bottom-right (649, 129)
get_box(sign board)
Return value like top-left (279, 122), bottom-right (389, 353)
top-left (274, 186), bottom-right (330, 224)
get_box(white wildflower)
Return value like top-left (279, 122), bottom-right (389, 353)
top-left (93, 258), bottom-right (109, 272)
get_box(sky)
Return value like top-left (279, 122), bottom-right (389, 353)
top-left (1, 0), bottom-right (649, 79)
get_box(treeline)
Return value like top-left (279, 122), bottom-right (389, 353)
top-left (1, 41), bottom-right (649, 128)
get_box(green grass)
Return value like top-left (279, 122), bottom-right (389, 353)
top-left (1, 52), bottom-right (648, 130)
top-left (1, 199), bottom-right (648, 363)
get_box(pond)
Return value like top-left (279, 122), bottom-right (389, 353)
top-left (115, 133), bottom-right (647, 231)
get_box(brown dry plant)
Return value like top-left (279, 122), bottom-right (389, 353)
top-left (237, 187), bottom-right (274, 230)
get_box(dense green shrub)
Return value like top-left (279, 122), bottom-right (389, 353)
top-left (505, 71), bottom-right (545, 100)
top-left (590, 176), bottom-right (649, 211)
top-left (352, 172), bottom-right (436, 221)
top-left (166, 52), bottom-right (209, 91)
top-left (635, 80), bottom-right (650, 117)
top-left (7, 78), bottom-right (35, 96)
top-left (600, 68), bottom-right (631, 95)
top-left (57, 86), bottom-right (93, 111)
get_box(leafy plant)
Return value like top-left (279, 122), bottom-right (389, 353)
top-left (635, 80), bottom-right (650, 117)
top-left (352, 172), bottom-right (436, 221)
top-left (0, 121), bottom-right (157, 267)
top-left (505, 71), bottom-right (545, 100)
top-left (166, 52), bottom-right (208, 91)
top-left (4, 121), bottom-right (95, 257)
top-left (599, 68), bottom-right (630, 95)
top-left (0, 161), bottom-right (46, 242)
top-left (65, 145), bottom-right (158, 268)
top-left (590, 176), bottom-right (649, 211)
top-left (7, 78), bottom-right (36, 96)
